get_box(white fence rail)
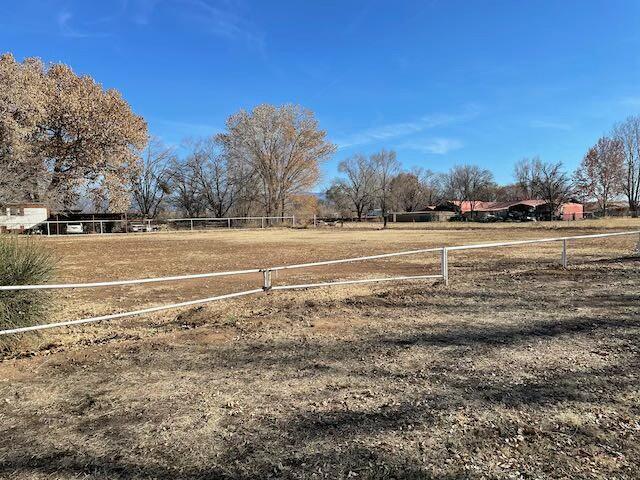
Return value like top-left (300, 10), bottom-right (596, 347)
top-left (167, 216), bottom-right (295, 230)
top-left (1, 230), bottom-right (639, 336)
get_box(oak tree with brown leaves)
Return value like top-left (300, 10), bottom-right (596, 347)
top-left (0, 53), bottom-right (147, 211)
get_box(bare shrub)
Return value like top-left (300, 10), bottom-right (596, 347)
top-left (0, 236), bottom-right (55, 351)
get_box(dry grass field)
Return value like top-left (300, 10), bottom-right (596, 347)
top-left (1, 219), bottom-right (640, 479)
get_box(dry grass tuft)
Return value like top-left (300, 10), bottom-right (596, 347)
top-left (0, 236), bottom-right (55, 352)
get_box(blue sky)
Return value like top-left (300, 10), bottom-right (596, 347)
top-left (2, 0), bottom-right (639, 187)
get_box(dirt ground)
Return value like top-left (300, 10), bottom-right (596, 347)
top-left (1, 219), bottom-right (639, 479)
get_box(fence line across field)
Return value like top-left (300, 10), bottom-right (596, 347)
top-left (167, 215), bottom-right (295, 230)
top-left (270, 275), bottom-right (444, 292)
top-left (2, 219), bottom-right (149, 236)
top-left (2, 215), bottom-right (297, 235)
top-left (0, 289), bottom-right (264, 336)
top-left (0, 268), bottom-right (262, 291)
top-left (1, 230), bottom-right (639, 336)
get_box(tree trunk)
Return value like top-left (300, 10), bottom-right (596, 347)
top-left (381, 200), bottom-right (388, 229)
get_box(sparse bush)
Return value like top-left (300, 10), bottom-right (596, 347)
top-left (0, 236), bottom-right (55, 351)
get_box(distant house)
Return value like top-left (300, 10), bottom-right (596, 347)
top-left (0, 203), bottom-right (49, 233)
top-left (584, 201), bottom-right (630, 217)
top-left (446, 200), bottom-right (583, 221)
top-left (451, 201), bottom-right (517, 220)
top-left (506, 200), bottom-right (548, 219)
top-left (0, 205), bottom-right (131, 235)
top-left (389, 210), bottom-right (456, 222)
top-left (389, 199), bottom-right (584, 222)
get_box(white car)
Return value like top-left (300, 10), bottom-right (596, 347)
top-left (130, 223), bottom-right (156, 232)
top-left (66, 223), bottom-right (83, 234)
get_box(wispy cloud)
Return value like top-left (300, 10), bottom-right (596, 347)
top-left (620, 96), bottom-right (640, 107)
top-left (57, 10), bottom-right (110, 38)
top-left (56, 1), bottom-right (265, 51)
top-left (334, 106), bottom-right (479, 149)
top-left (400, 138), bottom-right (463, 155)
top-left (179, 0), bottom-right (266, 53)
top-left (529, 120), bottom-right (572, 131)
top-left (130, 0), bottom-right (159, 26)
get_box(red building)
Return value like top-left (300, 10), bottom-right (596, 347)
top-left (559, 202), bottom-right (584, 221)
top-left (448, 200), bottom-right (583, 221)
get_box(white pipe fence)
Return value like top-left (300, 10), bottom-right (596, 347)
top-left (0, 290), bottom-right (264, 335)
top-left (0, 268), bottom-right (262, 291)
top-left (1, 215), bottom-right (296, 235)
top-left (1, 230), bottom-right (639, 336)
top-left (167, 216), bottom-right (295, 230)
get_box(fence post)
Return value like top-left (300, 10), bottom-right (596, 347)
top-left (292, 215), bottom-right (296, 227)
top-left (636, 233), bottom-right (640, 254)
top-left (100, 221), bottom-right (104, 234)
top-left (228, 218), bottom-right (231, 228)
top-left (46, 222), bottom-right (50, 236)
top-left (313, 214), bottom-right (317, 227)
top-left (562, 239), bottom-right (568, 268)
top-left (441, 247), bottom-right (449, 286)
top-left (262, 269), bottom-right (272, 292)
top-left (190, 219), bottom-right (194, 231)
top-left (261, 217), bottom-right (265, 229)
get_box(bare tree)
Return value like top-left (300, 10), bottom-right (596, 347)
top-left (228, 155), bottom-right (260, 217)
top-left (417, 168), bottom-right (442, 206)
top-left (573, 136), bottom-right (624, 216)
top-left (130, 137), bottom-right (174, 218)
top-left (390, 168), bottom-right (441, 212)
top-left (330, 154), bottom-right (377, 220)
top-left (185, 137), bottom-right (236, 218)
top-left (528, 160), bottom-right (572, 219)
top-left (371, 149), bottom-right (400, 228)
top-left (442, 164), bottom-right (494, 216)
top-left (390, 172), bottom-right (422, 212)
top-left (325, 184), bottom-right (353, 218)
top-left (167, 157), bottom-right (205, 218)
top-left (217, 104), bottom-right (336, 217)
top-left (613, 116), bottom-right (640, 217)
top-left (493, 183), bottom-right (527, 202)
top-left (514, 157), bottom-right (540, 199)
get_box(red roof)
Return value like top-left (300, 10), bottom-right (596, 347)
top-left (451, 199), bottom-right (573, 213)
top-left (452, 200), bottom-right (513, 213)
top-left (511, 199), bottom-right (546, 208)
